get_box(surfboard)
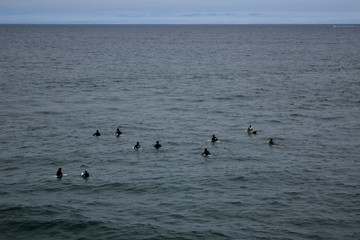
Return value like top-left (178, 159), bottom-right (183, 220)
top-left (245, 130), bottom-right (257, 134)
top-left (54, 173), bottom-right (67, 178)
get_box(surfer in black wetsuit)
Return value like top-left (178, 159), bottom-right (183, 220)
top-left (247, 125), bottom-right (254, 132)
top-left (93, 130), bottom-right (101, 136)
top-left (211, 135), bottom-right (218, 142)
top-left (56, 168), bottom-right (63, 178)
top-left (202, 148), bottom-right (211, 156)
top-left (154, 141), bottom-right (162, 149)
top-left (115, 128), bottom-right (122, 136)
top-left (268, 138), bottom-right (275, 145)
top-left (82, 170), bottom-right (89, 178)
top-left (134, 142), bottom-right (140, 149)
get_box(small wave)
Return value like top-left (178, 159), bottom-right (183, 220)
top-left (230, 176), bottom-right (248, 182)
top-left (84, 181), bottom-right (179, 195)
top-left (267, 119), bottom-right (282, 123)
top-left (0, 205), bottom-right (58, 218)
top-left (0, 190), bottom-right (9, 195)
top-left (0, 219), bottom-right (116, 240)
top-left (35, 110), bottom-right (64, 115)
top-left (213, 97), bottom-right (232, 101)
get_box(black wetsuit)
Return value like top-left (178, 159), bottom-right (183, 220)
top-left (154, 143), bottom-right (162, 149)
top-left (202, 150), bottom-right (211, 156)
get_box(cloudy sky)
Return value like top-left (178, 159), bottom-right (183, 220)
top-left (0, 0), bottom-right (359, 24)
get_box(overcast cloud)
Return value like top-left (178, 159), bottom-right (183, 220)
top-left (0, 0), bottom-right (359, 24)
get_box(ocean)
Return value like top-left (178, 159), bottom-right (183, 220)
top-left (0, 24), bottom-right (359, 239)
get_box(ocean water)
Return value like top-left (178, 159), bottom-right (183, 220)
top-left (0, 24), bottom-right (359, 239)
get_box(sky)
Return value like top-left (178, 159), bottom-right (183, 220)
top-left (0, 0), bottom-right (359, 24)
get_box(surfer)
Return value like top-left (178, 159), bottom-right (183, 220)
top-left (115, 128), bottom-right (122, 136)
top-left (93, 130), bottom-right (101, 136)
top-left (247, 125), bottom-right (257, 134)
top-left (211, 135), bottom-right (218, 142)
top-left (154, 141), bottom-right (162, 149)
top-left (268, 138), bottom-right (275, 145)
top-left (82, 170), bottom-right (90, 178)
top-left (56, 168), bottom-right (63, 178)
top-left (202, 148), bottom-right (211, 156)
top-left (134, 142), bottom-right (140, 149)
top-left (247, 125), bottom-right (254, 132)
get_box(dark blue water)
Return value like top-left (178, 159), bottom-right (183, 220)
top-left (1, 24), bottom-right (360, 239)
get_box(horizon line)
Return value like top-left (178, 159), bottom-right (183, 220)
top-left (1, 23), bottom-right (359, 25)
